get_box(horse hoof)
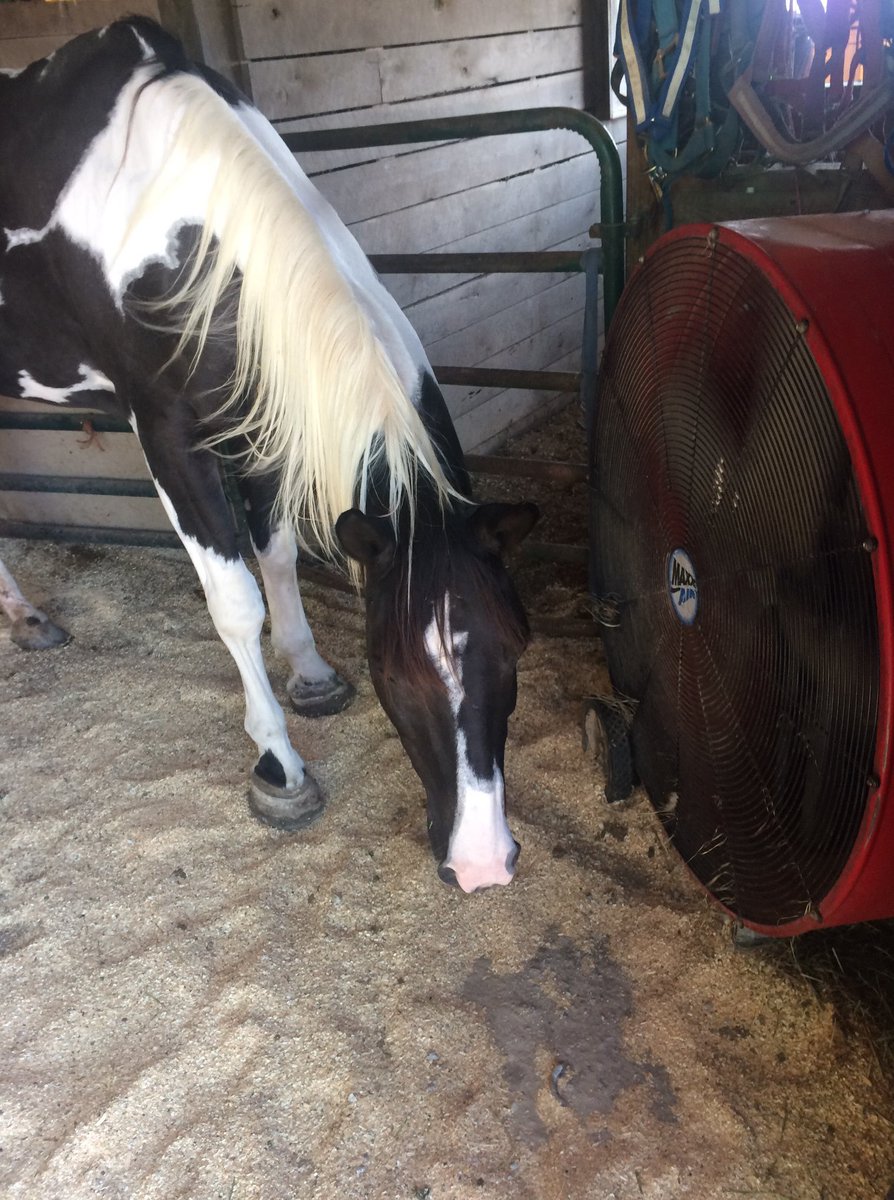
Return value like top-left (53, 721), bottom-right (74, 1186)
top-left (11, 615), bottom-right (71, 651)
top-left (287, 673), bottom-right (356, 718)
top-left (248, 768), bottom-right (325, 830)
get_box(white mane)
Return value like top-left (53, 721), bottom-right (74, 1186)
top-left (126, 70), bottom-right (453, 561)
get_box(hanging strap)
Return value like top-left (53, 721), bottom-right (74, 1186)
top-left (648, 11), bottom-right (718, 173)
top-left (615, 0), bottom-right (725, 177)
top-left (726, 0), bottom-right (894, 168)
top-left (727, 68), bottom-right (894, 164)
top-left (654, 0), bottom-right (705, 136)
top-left (617, 0), bottom-right (712, 134)
top-left (616, 0), bottom-right (654, 130)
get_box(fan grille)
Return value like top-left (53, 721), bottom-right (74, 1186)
top-left (591, 234), bottom-right (879, 927)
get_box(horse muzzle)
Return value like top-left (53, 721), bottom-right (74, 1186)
top-left (437, 839), bottom-right (520, 893)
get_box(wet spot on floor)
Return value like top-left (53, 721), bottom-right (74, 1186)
top-left (462, 930), bottom-right (677, 1142)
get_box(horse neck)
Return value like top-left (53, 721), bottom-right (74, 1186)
top-left (416, 371), bottom-right (472, 498)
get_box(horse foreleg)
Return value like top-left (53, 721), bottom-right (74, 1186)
top-left (183, 544), bottom-right (325, 829)
top-left (134, 419), bottom-right (323, 829)
top-left (0, 557), bottom-right (70, 650)
top-left (254, 526), bottom-right (356, 717)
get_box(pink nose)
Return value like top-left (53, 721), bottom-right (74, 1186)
top-left (438, 842), bottom-right (520, 893)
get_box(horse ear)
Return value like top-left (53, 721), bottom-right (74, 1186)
top-left (468, 502), bottom-right (540, 557)
top-left (335, 509), bottom-right (396, 572)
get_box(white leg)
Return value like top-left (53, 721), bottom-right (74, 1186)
top-left (186, 537), bottom-right (306, 788)
top-left (254, 526), bottom-right (334, 687)
top-left (254, 526), bottom-right (356, 718)
top-left (137, 437), bottom-right (323, 827)
top-left (167, 527), bottom-right (324, 827)
top-left (0, 557), bottom-right (70, 650)
top-left (150, 483), bottom-right (305, 790)
top-left (0, 557), bottom-right (40, 624)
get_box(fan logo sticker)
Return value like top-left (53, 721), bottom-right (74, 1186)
top-left (668, 549), bottom-right (698, 626)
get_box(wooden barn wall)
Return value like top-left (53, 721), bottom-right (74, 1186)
top-left (0, 0), bottom-right (203, 69)
top-left (237, 0), bottom-right (627, 451)
top-left (0, 1), bottom-right (624, 537)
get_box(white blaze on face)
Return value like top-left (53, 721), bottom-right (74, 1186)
top-left (424, 597), bottom-right (517, 893)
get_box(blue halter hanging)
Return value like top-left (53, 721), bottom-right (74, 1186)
top-left (615, 0), bottom-right (731, 181)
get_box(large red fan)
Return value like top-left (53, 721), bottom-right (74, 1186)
top-left (590, 212), bottom-right (894, 936)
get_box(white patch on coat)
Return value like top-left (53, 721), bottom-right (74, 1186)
top-left (424, 598), bottom-right (517, 893)
top-left (17, 363), bottom-right (116, 404)
top-left (4, 222), bottom-right (51, 249)
top-left (54, 67), bottom-right (211, 295)
top-left (38, 51), bottom-right (58, 80)
top-left (131, 27), bottom-right (156, 60)
top-left (42, 70), bottom-right (451, 569)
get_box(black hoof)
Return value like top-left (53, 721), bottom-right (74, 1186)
top-left (248, 769), bottom-right (325, 830)
top-left (11, 614), bottom-right (71, 651)
top-left (287, 673), bottom-right (356, 718)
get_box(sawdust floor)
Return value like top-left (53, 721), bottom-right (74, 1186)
top-left (2, 406), bottom-right (894, 1200)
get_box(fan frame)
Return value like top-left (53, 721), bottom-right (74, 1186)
top-left (604, 213), bottom-right (894, 935)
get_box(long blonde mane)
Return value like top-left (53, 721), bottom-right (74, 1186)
top-left (128, 71), bottom-right (453, 562)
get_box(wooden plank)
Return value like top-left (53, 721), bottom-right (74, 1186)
top-left (382, 190), bottom-right (598, 308)
top-left (179, 0), bottom-right (251, 90)
top-left (625, 111), bottom-right (661, 270)
top-left (425, 276), bottom-right (584, 367)
top-left (238, 0), bottom-right (583, 61)
top-left (446, 334), bottom-right (584, 438)
top-left (251, 28), bottom-right (583, 121)
top-left (349, 152), bottom-right (597, 256)
top-left (0, 431), bottom-right (150, 481)
top-left (449, 339), bottom-right (582, 451)
top-left (249, 49), bottom-right (383, 120)
top-left (446, 308), bottom-right (586, 420)
top-left (380, 28), bottom-right (582, 105)
top-left (0, 35), bottom-right (69, 70)
top-left (280, 71), bottom-right (587, 173)
top-left (0, 492), bottom-right (169, 532)
top-left (443, 343), bottom-right (581, 412)
top-left (0, 0), bottom-right (160, 41)
top-left (404, 268), bottom-right (579, 351)
top-left (0, 396), bottom-right (104, 418)
top-left (312, 131), bottom-right (589, 226)
top-left (469, 308), bottom-right (586, 380)
top-left (455, 389), bottom-right (572, 452)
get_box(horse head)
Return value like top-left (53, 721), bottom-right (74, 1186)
top-left (337, 500), bottom-right (538, 892)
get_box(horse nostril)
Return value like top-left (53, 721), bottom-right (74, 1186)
top-left (437, 863), bottom-right (460, 888)
top-left (506, 840), bottom-right (521, 872)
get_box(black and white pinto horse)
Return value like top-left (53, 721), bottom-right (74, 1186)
top-left (0, 20), bottom-right (539, 891)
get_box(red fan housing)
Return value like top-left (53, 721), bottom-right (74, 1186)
top-left (590, 211), bottom-right (894, 936)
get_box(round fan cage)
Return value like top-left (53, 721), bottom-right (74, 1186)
top-left (590, 212), bottom-right (894, 936)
